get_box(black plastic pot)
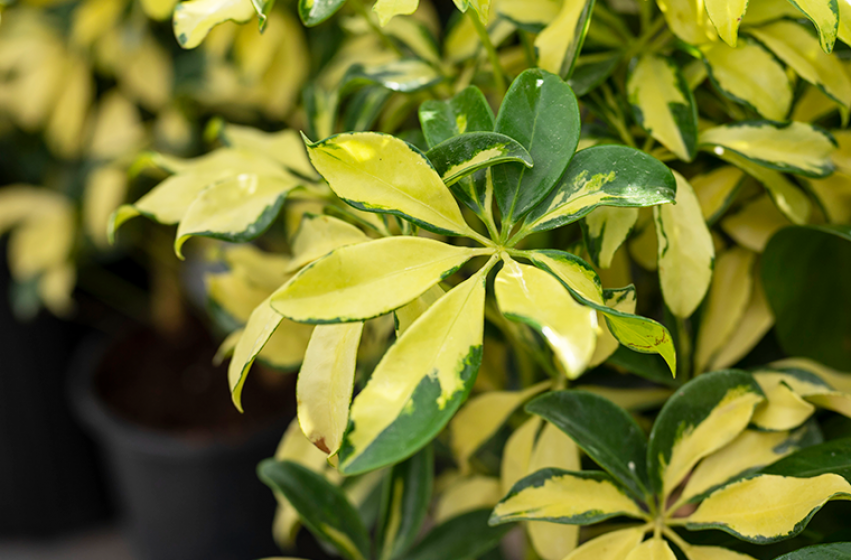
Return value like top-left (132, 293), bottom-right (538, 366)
top-left (70, 335), bottom-right (286, 560)
top-left (0, 248), bottom-right (108, 537)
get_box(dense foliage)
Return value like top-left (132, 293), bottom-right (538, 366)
top-left (2, 0), bottom-right (851, 558)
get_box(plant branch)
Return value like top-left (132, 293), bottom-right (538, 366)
top-left (469, 11), bottom-right (506, 100)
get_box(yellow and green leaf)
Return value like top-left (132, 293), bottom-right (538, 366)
top-left (720, 195), bottom-right (792, 252)
top-left (582, 206), bottom-right (639, 269)
top-left (705, 0), bottom-right (749, 46)
top-left (535, 0), bottom-right (595, 78)
top-left (450, 381), bottom-right (551, 473)
top-left (174, 174), bottom-right (301, 258)
top-left (691, 166), bottom-right (746, 223)
top-left (699, 121), bottom-right (836, 178)
top-left (647, 370), bottom-right (764, 497)
top-left (271, 237), bottom-right (488, 323)
top-left (624, 538), bottom-right (677, 560)
top-left (299, 0), bottom-right (346, 26)
top-left (393, 284), bottom-right (444, 336)
top-left (654, 171), bottom-right (715, 318)
top-left (297, 322), bottom-right (364, 455)
top-left (495, 259), bottom-right (597, 378)
top-left (426, 132), bottom-right (533, 187)
top-left (708, 274), bottom-right (774, 370)
top-left (749, 20), bottom-right (851, 110)
top-left (304, 132), bottom-right (477, 237)
top-left (337, 267), bottom-right (488, 475)
top-left (287, 214), bottom-right (371, 272)
top-left (529, 251), bottom-right (675, 373)
top-left (627, 54), bottom-right (698, 161)
top-left (783, 0), bottom-right (839, 52)
top-left (686, 474), bottom-right (851, 542)
top-left (173, 0), bottom-right (255, 49)
top-left (229, 297), bottom-right (298, 410)
top-left (344, 59), bottom-right (443, 94)
top-left (210, 120), bottom-right (319, 179)
top-left (490, 468), bottom-right (645, 525)
top-left (694, 247), bottom-right (756, 373)
top-left (562, 527), bottom-right (644, 560)
top-left (702, 40), bottom-right (792, 121)
top-left (373, 0), bottom-right (419, 26)
top-left (680, 428), bottom-right (811, 503)
top-left (522, 145), bottom-right (676, 234)
top-left (715, 151), bottom-right (813, 225)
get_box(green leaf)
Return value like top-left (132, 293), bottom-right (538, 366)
top-left (568, 53), bottom-right (620, 97)
top-left (419, 86), bottom-right (495, 149)
top-left (172, 0), bottom-right (255, 49)
top-left (303, 131), bottom-right (478, 237)
top-left (406, 509), bottom-right (513, 560)
top-left (427, 132), bottom-right (533, 187)
top-left (526, 390), bottom-right (650, 500)
top-left (299, 0), bottom-right (346, 26)
top-left (337, 267), bottom-right (488, 474)
top-left (773, 543), bottom-right (851, 559)
top-left (343, 86), bottom-right (392, 132)
top-left (270, 237), bottom-right (488, 324)
top-left (522, 145), bottom-right (676, 234)
top-left (174, 174), bottom-right (300, 258)
top-left (344, 59), bottom-right (443, 93)
top-left (257, 459), bottom-right (371, 560)
top-left (606, 346), bottom-right (682, 388)
top-left (493, 69), bottom-right (581, 226)
top-left (376, 445), bottom-right (433, 560)
top-left (647, 370), bottom-right (765, 497)
top-left (699, 121), bottom-right (836, 178)
top-left (702, 39), bottom-right (793, 121)
top-left (762, 225), bottom-right (851, 370)
top-left (490, 468), bottom-right (645, 525)
top-left (495, 259), bottom-right (597, 379)
top-left (762, 438), bottom-right (851, 481)
top-left (627, 54), bottom-right (698, 161)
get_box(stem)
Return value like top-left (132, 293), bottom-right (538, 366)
top-left (623, 17), bottom-right (666, 61)
top-left (469, 11), bottom-right (506, 99)
top-left (640, 0), bottom-right (653, 33)
top-left (520, 30), bottom-right (537, 68)
top-left (662, 526), bottom-right (691, 552)
top-left (675, 316), bottom-right (692, 380)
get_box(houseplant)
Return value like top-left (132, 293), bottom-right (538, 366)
top-left (7, 0), bottom-right (851, 557)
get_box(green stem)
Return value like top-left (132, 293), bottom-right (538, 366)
top-left (520, 30), bottom-right (537, 68)
top-left (675, 316), bottom-right (692, 380)
top-left (469, 11), bottom-right (506, 99)
top-left (662, 526), bottom-right (689, 550)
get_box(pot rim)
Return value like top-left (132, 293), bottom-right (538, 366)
top-left (68, 333), bottom-right (290, 460)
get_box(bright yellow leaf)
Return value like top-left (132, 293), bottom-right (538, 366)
top-left (297, 322), bottom-right (364, 455)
